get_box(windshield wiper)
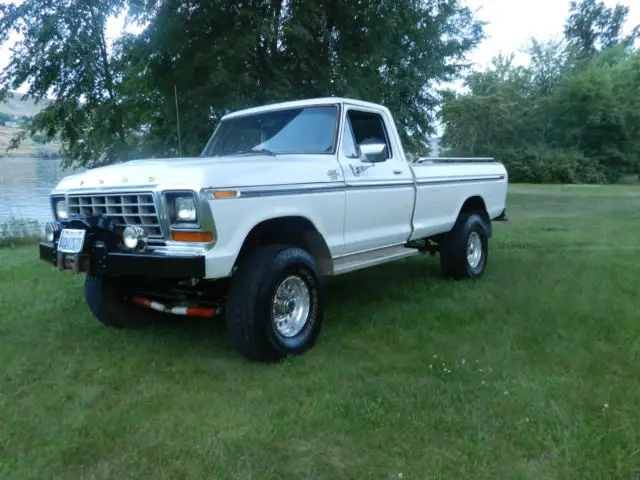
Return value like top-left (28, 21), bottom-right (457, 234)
top-left (230, 148), bottom-right (276, 157)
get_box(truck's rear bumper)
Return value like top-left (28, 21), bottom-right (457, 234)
top-left (39, 242), bottom-right (206, 279)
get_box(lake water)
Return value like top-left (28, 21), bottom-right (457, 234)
top-left (0, 157), bottom-right (82, 224)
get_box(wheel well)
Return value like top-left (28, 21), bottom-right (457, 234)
top-left (235, 217), bottom-right (333, 275)
top-left (459, 196), bottom-right (492, 237)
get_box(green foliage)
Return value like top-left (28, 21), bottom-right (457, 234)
top-left (121, 0), bottom-right (483, 159)
top-left (0, 0), bottom-right (483, 166)
top-left (441, 0), bottom-right (640, 184)
top-left (500, 147), bottom-right (608, 184)
top-left (0, 0), bottom-right (129, 168)
top-left (0, 218), bottom-right (43, 248)
top-left (564, 0), bottom-right (639, 60)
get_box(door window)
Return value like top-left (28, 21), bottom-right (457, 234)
top-left (346, 110), bottom-right (392, 159)
top-left (341, 121), bottom-right (359, 158)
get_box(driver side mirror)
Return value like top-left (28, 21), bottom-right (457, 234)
top-left (359, 141), bottom-right (387, 163)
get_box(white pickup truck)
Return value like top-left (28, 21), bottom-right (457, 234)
top-left (39, 97), bottom-right (508, 362)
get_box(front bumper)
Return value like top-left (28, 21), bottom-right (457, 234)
top-left (39, 241), bottom-right (205, 279)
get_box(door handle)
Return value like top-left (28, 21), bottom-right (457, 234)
top-left (350, 164), bottom-right (373, 176)
top-left (393, 170), bottom-right (403, 175)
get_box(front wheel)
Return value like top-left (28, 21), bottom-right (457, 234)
top-left (84, 275), bottom-right (164, 328)
top-left (225, 245), bottom-right (324, 362)
top-left (439, 213), bottom-right (489, 280)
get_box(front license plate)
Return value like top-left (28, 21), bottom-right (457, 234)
top-left (58, 229), bottom-right (86, 254)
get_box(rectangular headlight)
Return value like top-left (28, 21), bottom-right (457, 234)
top-left (164, 191), bottom-right (199, 226)
top-left (175, 196), bottom-right (197, 222)
top-left (51, 196), bottom-right (68, 220)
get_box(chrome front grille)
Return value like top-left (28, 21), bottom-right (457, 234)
top-left (67, 192), bottom-right (163, 238)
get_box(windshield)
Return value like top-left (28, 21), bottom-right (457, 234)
top-left (201, 105), bottom-right (339, 157)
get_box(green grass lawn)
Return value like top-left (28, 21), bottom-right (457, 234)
top-left (1, 185), bottom-right (640, 479)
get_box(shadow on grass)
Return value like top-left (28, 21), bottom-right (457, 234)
top-left (123, 255), bottom-right (444, 359)
top-left (325, 255), bottom-right (442, 310)
top-left (135, 312), bottom-right (233, 358)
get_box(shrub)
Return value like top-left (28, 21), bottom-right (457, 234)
top-left (0, 218), bottom-right (44, 248)
top-left (499, 147), bottom-right (608, 184)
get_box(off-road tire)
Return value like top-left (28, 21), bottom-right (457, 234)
top-left (84, 275), bottom-right (163, 328)
top-left (439, 212), bottom-right (489, 280)
top-left (226, 245), bottom-right (324, 362)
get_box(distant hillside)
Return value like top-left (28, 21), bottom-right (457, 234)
top-left (0, 92), bottom-right (49, 118)
top-left (0, 93), bottom-right (59, 158)
top-left (0, 126), bottom-right (61, 158)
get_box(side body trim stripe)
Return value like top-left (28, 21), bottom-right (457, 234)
top-left (228, 176), bottom-right (503, 199)
top-left (57, 176), bottom-right (505, 200)
top-left (416, 175), bottom-right (504, 185)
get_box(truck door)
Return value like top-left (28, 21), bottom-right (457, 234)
top-left (337, 105), bottom-right (414, 255)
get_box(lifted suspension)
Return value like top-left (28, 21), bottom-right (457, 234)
top-left (134, 296), bottom-right (222, 318)
top-left (405, 238), bottom-right (440, 256)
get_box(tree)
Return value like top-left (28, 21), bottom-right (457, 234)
top-left (277, 0), bottom-right (485, 154)
top-left (548, 61), bottom-right (626, 180)
top-left (0, 0), bottom-right (134, 167)
top-left (564, 0), bottom-right (639, 60)
top-left (1, 0), bottom-right (484, 166)
top-left (525, 37), bottom-right (568, 95)
top-left (123, 0), bottom-right (485, 158)
top-left (440, 54), bottom-right (539, 156)
top-left (440, 47), bottom-right (640, 183)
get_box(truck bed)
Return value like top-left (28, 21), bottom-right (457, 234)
top-left (408, 157), bottom-right (508, 240)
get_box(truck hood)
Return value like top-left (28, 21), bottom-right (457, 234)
top-left (53, 155), bottom-right (342, 193)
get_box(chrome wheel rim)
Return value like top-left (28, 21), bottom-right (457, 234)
top-left (272, 275), bottom-right (311, 338)
top-left (467, 231), bottom-right (483, 269)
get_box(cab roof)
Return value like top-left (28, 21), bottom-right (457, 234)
top-left (222, 97), bottom-right (389, 120)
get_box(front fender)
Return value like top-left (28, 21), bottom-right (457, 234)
top-left (202, 190), bottom-right (345, 278)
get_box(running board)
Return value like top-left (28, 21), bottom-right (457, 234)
top-left (331, 245), bottom-right (419, 276)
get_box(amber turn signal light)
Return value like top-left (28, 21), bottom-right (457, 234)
top-left (171, 231), bottom-right (213, 243)
top-left (212, 190), bottom-right (239, 199)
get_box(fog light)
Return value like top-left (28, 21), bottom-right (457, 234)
top-left (45, 222), bottom-right (60, 242)
top-left (123, 226), bottom-right (148, 250)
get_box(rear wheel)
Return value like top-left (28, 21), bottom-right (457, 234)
top-left (225, 245), bottom-right (324, 362)
top-left (439, 212), bottom-right (489, 280)
top-left (84, 275), bottom-right (165, 328)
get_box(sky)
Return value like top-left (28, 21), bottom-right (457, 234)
top-left (464, 0), bottom-right (639, 68)
top-left (0, 0), bottom-right (638, 93)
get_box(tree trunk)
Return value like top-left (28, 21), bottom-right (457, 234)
top-left (90, 7), bottom-right (126, 148)
top-left (324, 0), bottom-right (338, 94)
top-left (271, 0), bottom-right (283, 57)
